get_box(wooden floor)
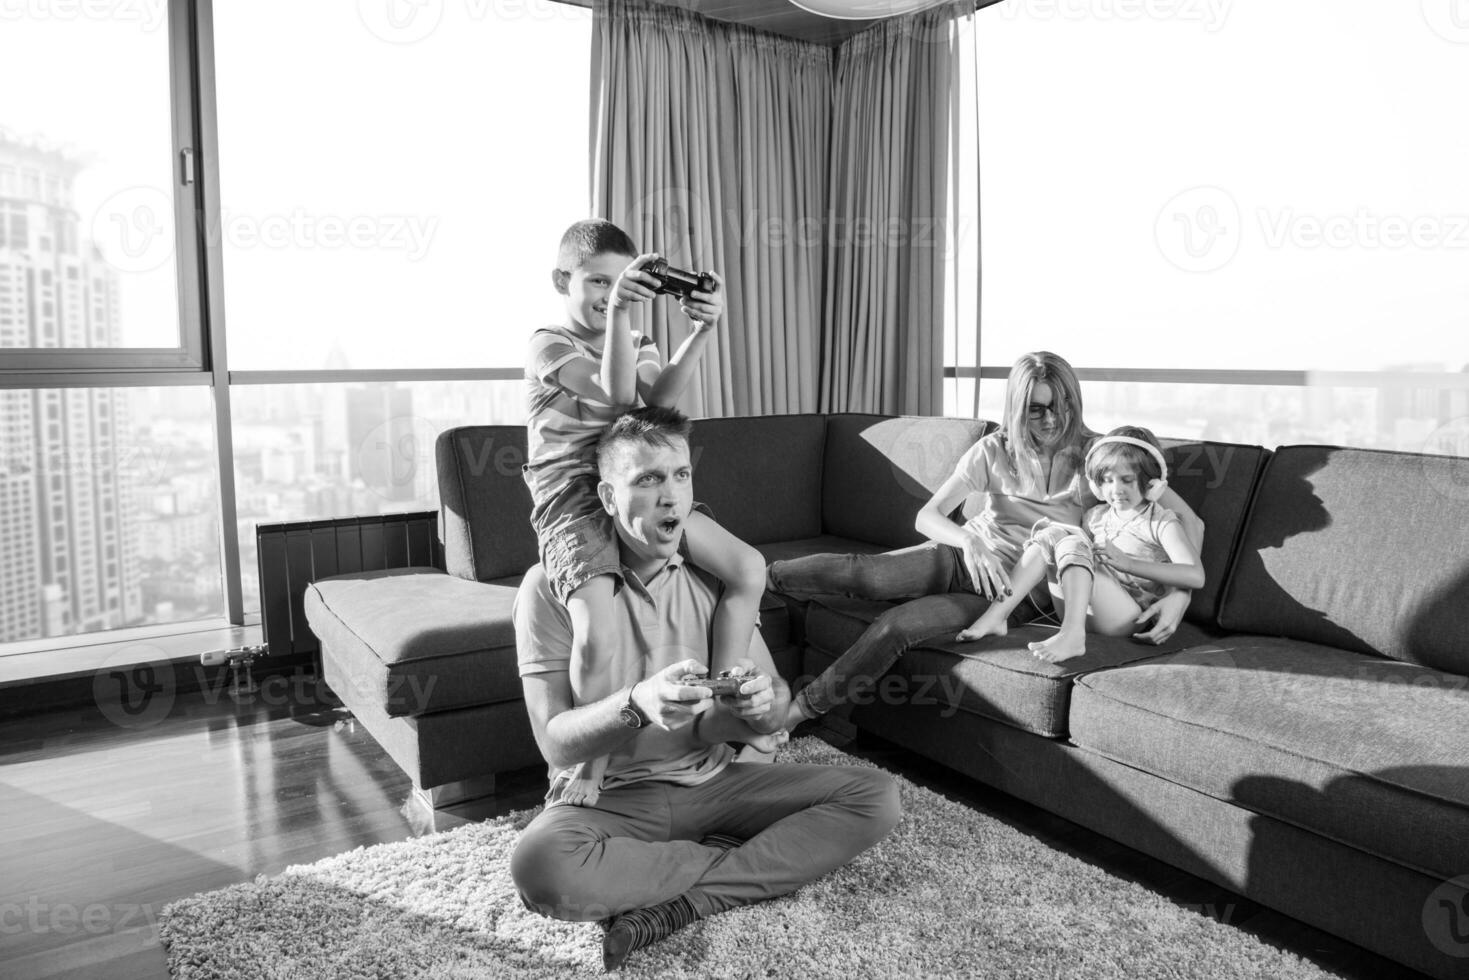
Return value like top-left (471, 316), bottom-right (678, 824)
top-left (0, 669), bottom-right (1432, 980)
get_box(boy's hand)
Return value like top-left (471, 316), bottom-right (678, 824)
top-left (610, 253), bottom-right (661, 311)
top-left (679, 271), bottom-right (724, 331)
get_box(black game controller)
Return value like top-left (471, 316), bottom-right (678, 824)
top-left (644, 258), bottom-right (717, 300)
top-left (679, 669), bottom-right (757, 698)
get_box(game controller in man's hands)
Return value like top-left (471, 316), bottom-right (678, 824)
top-left (679, 669), bottom-right (759, 698)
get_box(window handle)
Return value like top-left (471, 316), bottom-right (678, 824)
top-left (180, 147), bottom-right (195, 186)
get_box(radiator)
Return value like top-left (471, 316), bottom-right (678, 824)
top-left (255, 511), bottom-right (445, 657)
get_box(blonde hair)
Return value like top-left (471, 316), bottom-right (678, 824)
top-left (1000, 351), bottom-right (1095, 487)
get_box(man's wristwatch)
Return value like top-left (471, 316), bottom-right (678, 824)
top-left (619, 683), bottom-right (649, 729)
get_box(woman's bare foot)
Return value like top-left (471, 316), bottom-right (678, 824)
top-left (735, 728), bottom-right (789, 764)
top-left (957, 607), bottom-right (1008, 643)
top-left (1028, 630), bottom-right (1086, 663)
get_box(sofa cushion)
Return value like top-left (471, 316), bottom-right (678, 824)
top-left (1157, 439), bottom-right (1269, 626)
top-left (1069, 637), bottom-right (1469, 879)
top-left (688, 414), bottom-right (826, 545)
top-left (1218, 445), bottom-right (1469, 675)
top-left (801, 596), bottom-right (1217, 737)
top-left (821, 415), bottom-right (993, 549)
top-left (304, 567), bottom-right (523, 718)
top-left (436, 426), bottom-right (539, 583)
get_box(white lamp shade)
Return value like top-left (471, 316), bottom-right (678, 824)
top-left (787, 0), bottom-right (952, 19)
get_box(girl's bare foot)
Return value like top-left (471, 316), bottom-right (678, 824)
top-left (735, 728), bottom-right (789, 764)
top-left (957, 608), bottom-right (1008, 643)
top-left (1028, 630), bottom-right (1086, 663)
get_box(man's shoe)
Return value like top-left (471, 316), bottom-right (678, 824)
top-left (601, 894), bottom-right (700, 971)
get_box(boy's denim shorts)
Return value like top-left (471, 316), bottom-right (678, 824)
top-left (532, 478), bottom-right (621, 605)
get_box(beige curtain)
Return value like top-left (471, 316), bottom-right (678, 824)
top-left (821, 6), bottom-right (966, 416)
top-left (591, 0), bottom-right (832, 418)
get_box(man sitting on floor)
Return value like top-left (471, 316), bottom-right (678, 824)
top-left (510, 405), bottom-right (902, 971)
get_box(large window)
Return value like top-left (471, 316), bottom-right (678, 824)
top-left (0, 386), bottom-right (222, 644)
top-left (949, 1), bottom-right (1469, 450)
top-left (212, 1), bottom-right (593, 371)
top-left (0, 2), bottom-right (205, 370)
top-left (1, 0), bottom-right (592, 655)
top-left (230, 379), bottom-right (525, 616)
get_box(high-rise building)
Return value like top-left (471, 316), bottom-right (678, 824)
top-left (0, 130), bottom-right (142, 642)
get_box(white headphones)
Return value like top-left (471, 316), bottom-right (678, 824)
top-left (1086, 435), bottom-right (1169, 502)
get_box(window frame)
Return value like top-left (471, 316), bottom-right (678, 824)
top-left (0, 0), bottom-right (208, 380)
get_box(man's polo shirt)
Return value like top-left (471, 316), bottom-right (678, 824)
top-left (513, 552), bottom-right (734, 795)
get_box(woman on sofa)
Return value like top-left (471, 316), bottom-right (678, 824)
top-left (769, 351), bottom-right (1205, 730)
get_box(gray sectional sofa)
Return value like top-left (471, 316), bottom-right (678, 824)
top-left (304, 413), bottom-right (1469, 979)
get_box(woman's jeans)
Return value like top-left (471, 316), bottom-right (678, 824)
top-left (768, 542), bottom-right (993, 717)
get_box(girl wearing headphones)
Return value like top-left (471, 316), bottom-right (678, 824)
top-left (769, 352), bottom-right (1204, 731)
top-left (956, 426), bottom-right (1205, 663)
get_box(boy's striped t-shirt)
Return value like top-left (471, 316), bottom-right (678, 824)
top-left (523, 324), bottom-right (663, 505)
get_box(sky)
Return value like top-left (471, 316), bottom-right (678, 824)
top-left (971, 0), bottom-right (1469, 373)
top-left (3, 0), bottom-right (1467, 375)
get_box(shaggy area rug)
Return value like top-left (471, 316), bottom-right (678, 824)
top-left (161, 739), bottom-right (1339, 979)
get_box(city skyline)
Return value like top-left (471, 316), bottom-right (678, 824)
top-left (1, 131), bottom-right (142, 642)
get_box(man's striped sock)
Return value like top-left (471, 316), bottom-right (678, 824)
top-left (601, 894), bottom-right (700, 971)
